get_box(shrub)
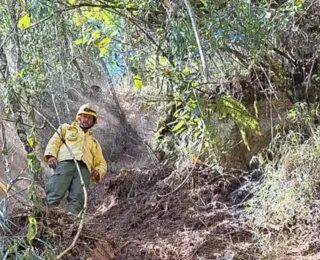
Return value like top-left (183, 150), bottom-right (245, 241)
top-left (247, 130), bottom-right (320, 258)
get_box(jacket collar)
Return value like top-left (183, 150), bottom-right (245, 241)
top-left (72, 122), bottom-right (93, 135)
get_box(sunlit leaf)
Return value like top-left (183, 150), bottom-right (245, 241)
top-left (0, 181), bottom-right (7, 193)
top-left (183, 67), bottom-right (190, 75)
top-left (18, 14), bottom-right (31, 29)
top-left (74, 38), bottom-right (87, 45)
top-left (27, 217), bottom-right (37, 241)
top-left (159, 56), bottom-right (169, 66)
top-left (99, 48), bottom-right (108, 57)
top-left (193, 130), bottom-right (202, 139)
top-left (240, 128), bottom-right (250, 151)
top-left (126, 3), bottom-right (135, 8)
top-left (191, 155), bottom-right (202, 164)
top-left (72, 13), bottom-right (85, 26)
top-left (96, 37), bottom-right (112, 57)
top-left (68, 0), bottom-right (77, 5)
top-left (217, 95), bottom-right (261, 133)
top-left (133, 75), bottom-right (143, 89)
top-left (173, 108), bottom-right (182, 117)
top-left (296, 0), bottom-right (303, 9)
top-left (96, 37), bottom-right (111, 48)
top-left (172, 120), bottom-right (185, 132)
top-left (92, 30), bottom-right (101, 39)
top-left (27, 135), bottom-right (34, 147)
top-left (200, 0), bottom-right (207, 7)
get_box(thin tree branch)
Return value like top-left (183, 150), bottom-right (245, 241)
top-left (27, 14), bottom-right (54, 30)
top-left (51, 95), bottom-right (62, 126)
top-left (2, 117), bottom-right (46, 129)
top-left (183, 0), bottom-right (208, 81)
top-left (271, 45), bottom-right (298, 66)
top-left (53, 10), bottom-right (69, 113)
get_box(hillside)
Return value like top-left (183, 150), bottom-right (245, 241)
top-left (0, 88), bottom-right (259, 259)
top-left (2, 0), bottom-right (320, 259)
top-left (2, 86), bottom-right (319, 260)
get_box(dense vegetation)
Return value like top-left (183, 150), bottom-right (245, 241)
top-left (1, 0), bottom-right (320, 259)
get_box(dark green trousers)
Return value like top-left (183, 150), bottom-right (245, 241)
top-left (45, 160), bottom-right (90, 215)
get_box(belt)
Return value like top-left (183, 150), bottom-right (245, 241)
top-left (64, 160), bottom-right (86, 168)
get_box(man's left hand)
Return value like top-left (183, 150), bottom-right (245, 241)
top-left (91, 169), bottom-right (100, 183)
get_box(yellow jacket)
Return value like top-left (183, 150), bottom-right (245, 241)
top-left (44, 123), bottom-right (107, 180)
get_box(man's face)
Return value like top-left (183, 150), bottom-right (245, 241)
top-left (78, 114), bottom-right (95, 129)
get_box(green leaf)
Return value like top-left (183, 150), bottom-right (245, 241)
top-left (133, 75), bottom-right (143, 89)
top-left (68, 0), bottom-right (77, 5)
top-left (92, 30), bottom-right (101, 39)
top-left (96, 37), bottom-right (113, 57)
top-left (172, 120), bottom-right (185, 132)
top-left (193, 130), bottom-right (202, 139)
top-left (216, 95), bottom-right (261, 133)
top-left (175, 126), bottom-right (186, 134)
top-left (214, 95), bottom-right (261, 150)
top-left (74, 38), bottom-right (87, 45)
top-left (96, 37), bottom-right (111, 48)
top-left (173, 108), bottom-right (182, 117)
top-left (159, 56), bottom-right (169, 66)
top-left (183, 67), bottom-right (190, 75)
top-left (27, 135), bottom-right (34, 147)
top-left (18, 14), bottom-right (31, 29)
top-left (126, 2), bottom-right (135, 8)
top-left (23, 248), bottom-right (31, 259)
top-left (296, 0), bottom-right (303, 9)
top-left (99, 48), bottom-right (108, 57)
top-left (27, 217), bottom-right (37, 241)
top-left (200, 0), bottom-right (207, 7)
top-left (240, 127), bottom-right (250, 151)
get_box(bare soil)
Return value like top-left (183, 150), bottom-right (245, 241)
top-left (82, 165), bottom-right (256, 260)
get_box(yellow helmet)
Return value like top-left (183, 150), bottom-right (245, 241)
top-left (75, 104), bottom-right (98, 124)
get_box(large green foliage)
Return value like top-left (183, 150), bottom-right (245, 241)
top-left (1, 0), bottom-right (305, 161)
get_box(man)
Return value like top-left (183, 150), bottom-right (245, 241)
top-left (44, 104), bottom-right (107, 216)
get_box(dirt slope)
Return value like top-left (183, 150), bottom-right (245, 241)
top-left (1, 86), bottom-right (257, 260)
top-left (78, 87), bottom-right (256, 259)
top-left (84, 163), bottom-right (257, 260)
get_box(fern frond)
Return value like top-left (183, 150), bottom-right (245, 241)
top-left (214, 95), bottom-right (262, 150)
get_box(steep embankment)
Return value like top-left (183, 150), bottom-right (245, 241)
top-left (2, 84), bottom-right (304, 260)
top-left (72, 87), bottom-right (270, 259)
top-left (85, 163), bottom-right (259, 259)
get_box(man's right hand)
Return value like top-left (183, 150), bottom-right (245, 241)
top-left (47, 156), bottom-right (58, 169)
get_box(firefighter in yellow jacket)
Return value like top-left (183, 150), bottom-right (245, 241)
top-left (44, 104), bottom-right (107, 216)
